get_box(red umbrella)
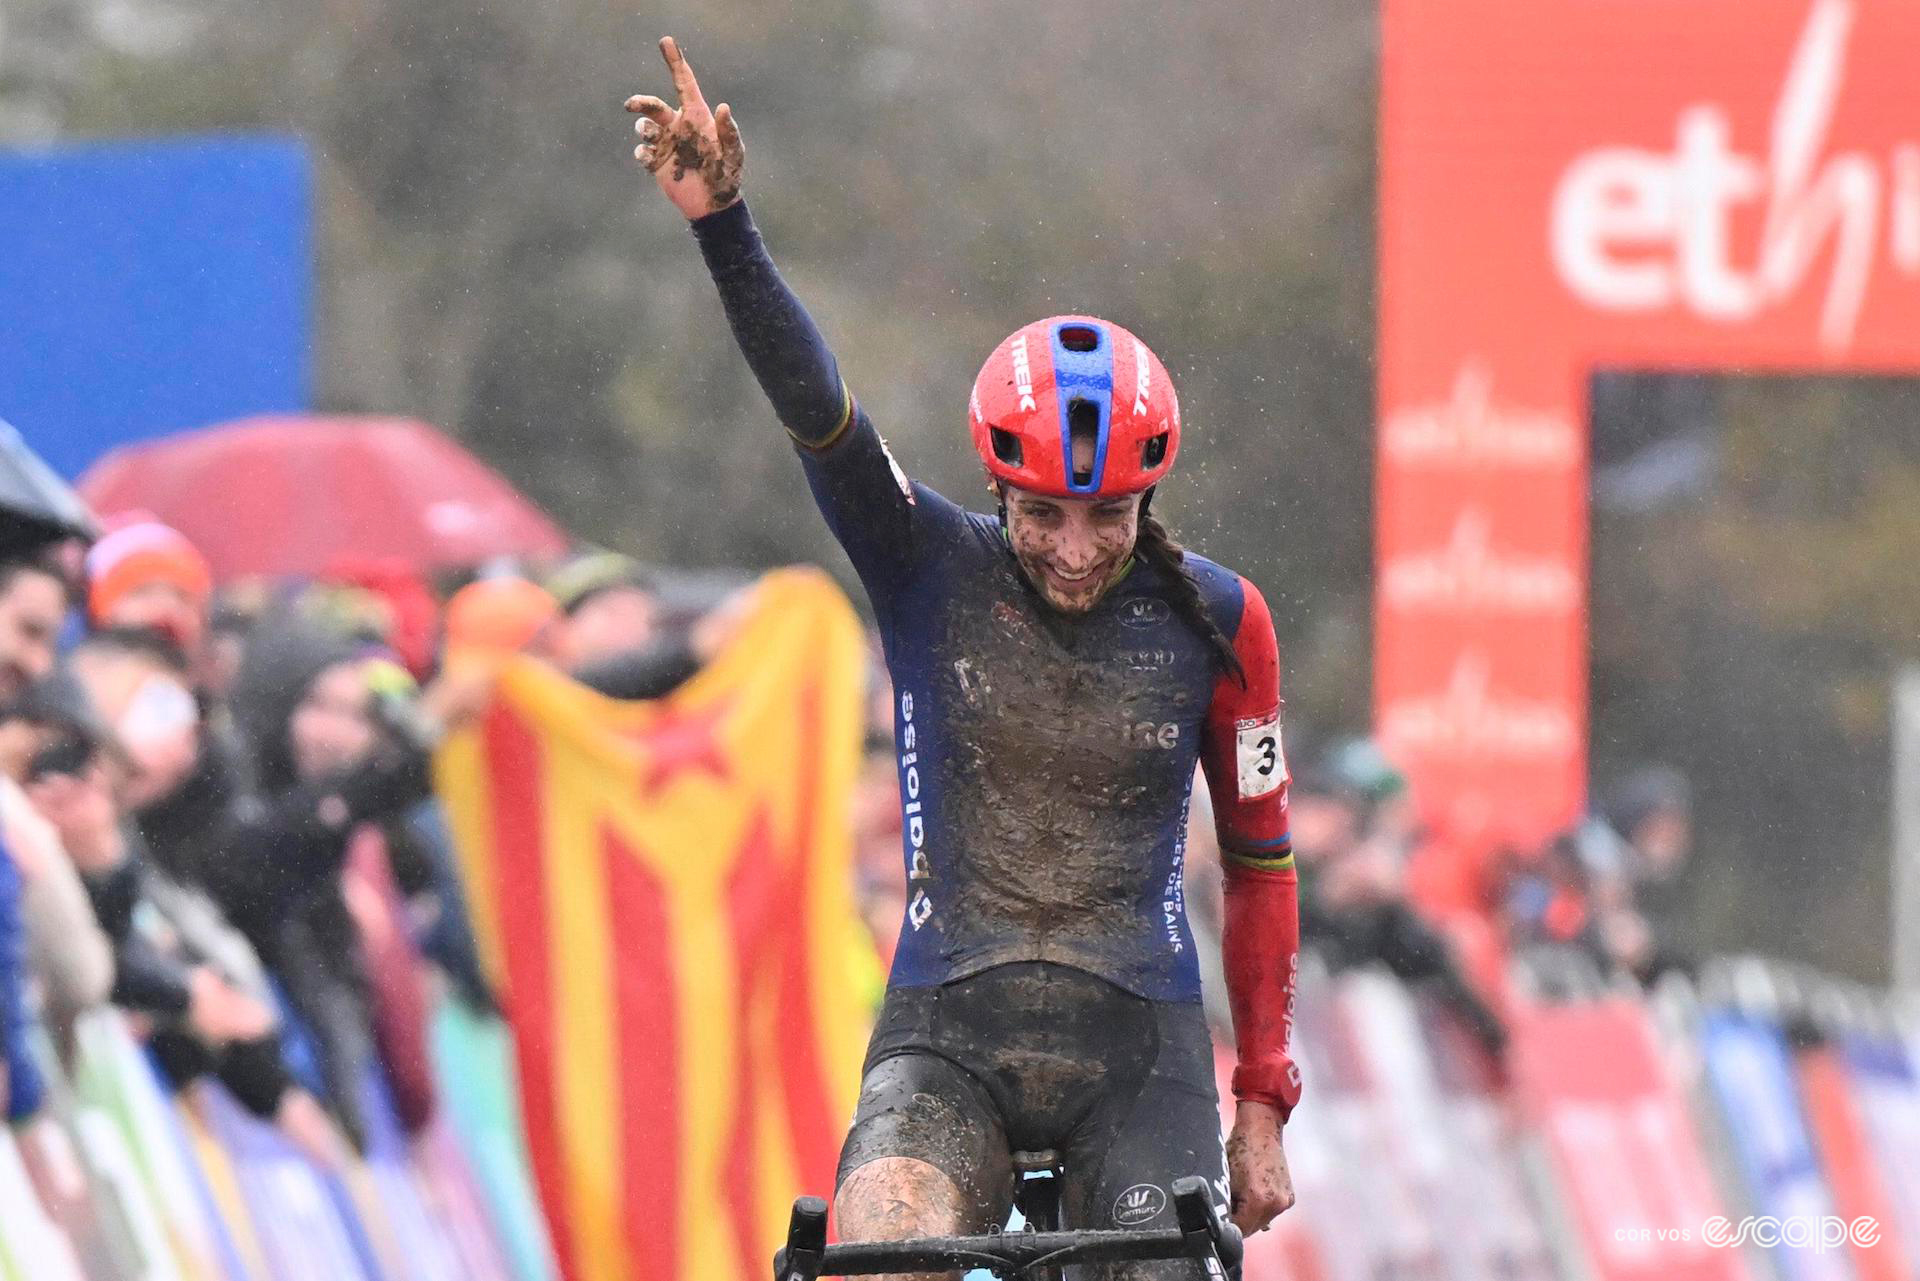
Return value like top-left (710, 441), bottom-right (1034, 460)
top-left (78, 415), bottom-right (569, 580)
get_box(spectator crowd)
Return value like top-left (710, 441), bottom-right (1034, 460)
top-left (0, 506), bottom-right (757, 1184)
top-left (3, 480), bottom-right (1704, 1187)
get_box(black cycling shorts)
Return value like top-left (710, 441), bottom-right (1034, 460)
top-left (836, 962), bottom-right (1226, 1275)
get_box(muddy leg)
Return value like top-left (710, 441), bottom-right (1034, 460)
top-left (835, 1156), bottom-right (969, 1281)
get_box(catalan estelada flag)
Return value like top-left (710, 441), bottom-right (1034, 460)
top-left (435, 568), bottom-right (877, 1281)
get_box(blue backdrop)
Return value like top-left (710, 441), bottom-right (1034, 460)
top-left (0, 134), bottom-right (311, 478)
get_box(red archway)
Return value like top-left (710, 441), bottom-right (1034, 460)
top-left (1378, 0), bottom-right (1920, 844)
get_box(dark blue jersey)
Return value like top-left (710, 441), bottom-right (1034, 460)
top-left (693, 202), bottom-right (1293, 1003)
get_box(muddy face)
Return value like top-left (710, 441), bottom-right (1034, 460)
top-left (1000, 485), bottom-right (1141, 614)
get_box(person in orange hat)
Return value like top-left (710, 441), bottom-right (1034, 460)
top-left (441, 576), bottom-right (559, 661)
top-left (85, 518), bottom-right (213, 658)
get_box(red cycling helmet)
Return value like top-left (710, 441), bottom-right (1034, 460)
top-left (969, 315), bottom-right (1181, 499)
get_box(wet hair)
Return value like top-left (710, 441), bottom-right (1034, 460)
top-left (1132, 494), bottom-right (1244, 686)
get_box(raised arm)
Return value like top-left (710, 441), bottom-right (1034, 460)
top-left (625, 38), bottom-right (848, 446)
top-left (625, 38), bottom-right (944, 607)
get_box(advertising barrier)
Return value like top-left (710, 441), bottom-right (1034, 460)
top-left (7, 964), bottom-right (1919, 1280)
top-left (1509, 996), bottom-right (1747, 1281)
top-left (1697, 1012), bottom-right (1853, 1281)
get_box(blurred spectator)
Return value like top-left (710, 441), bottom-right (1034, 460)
top-left (46, 649), bottom-right (347, 1145)
top-left (215, 611), bottom-right (490, 1140)
top-left (316, 557), bottom-right (441, 680)
top-left (0, 552), bottom-right (68, 701)
top-left (1289, 749), bottom-right (1510, 1063)
top-left (0, 675), bottom-right (116, 1055)
top-left (65, 630), bottom-right (202, 812)
top-left (548, 551), bottom-right (754, 700)
top-left (0, 553), bottom-right (114, 1126)
top-left (443, 575), bottom-right (559, 662)
top-left (548, 551), bottom-right (661, 669)
top-left (84, 516), bottom-right (213, 660)
top-left (1596, 767), bottom-right (1697, 985)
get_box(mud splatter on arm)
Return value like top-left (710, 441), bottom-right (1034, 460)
top-left (1200, 575), bottom-right (1303, 1118)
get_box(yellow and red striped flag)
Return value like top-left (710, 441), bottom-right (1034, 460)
top-left (435, 568), bottom-right (878, 1281)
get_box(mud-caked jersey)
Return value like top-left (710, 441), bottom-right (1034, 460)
top-left (692, 200), bottom-right (1293, 1004)
top-left (807, 420), bottom-right (1289, 1000)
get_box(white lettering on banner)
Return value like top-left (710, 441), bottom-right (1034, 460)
top-left (1381, 509), bottom-right (1581, 615)
top-left (1551, 0), bottom-right (1920, 350)
top-left (1010, 335), bottom-right (1038, 412)
top-left (1382, 364), bottom-right (1580, 470)
top-left (1380, 653), bottom-right (1578, 761)
top-left (1700, 1215), bottom-right (1880, 1252)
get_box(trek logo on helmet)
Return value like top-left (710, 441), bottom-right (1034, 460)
top-left (970, 315), bottom-right (1180, 500)
top-left (1010, 334), bottom-right (1038, 412)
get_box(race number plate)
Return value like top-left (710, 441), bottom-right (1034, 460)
top-left (1235, 711), bottom-right (1287, 799)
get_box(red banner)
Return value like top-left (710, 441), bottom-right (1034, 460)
top-left (1379, 0), bottom-right (1920, 839)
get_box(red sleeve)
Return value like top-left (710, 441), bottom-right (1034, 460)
top-left (1200, 575), bottom-right (1302, 1118)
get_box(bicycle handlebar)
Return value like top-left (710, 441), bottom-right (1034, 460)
top-left (775, 1176), bottom-right (1242, 1280)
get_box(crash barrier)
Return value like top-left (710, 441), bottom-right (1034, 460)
top-left (0, 1000), bottom-right (556, 1281)
top-left (1239, 954), bottom-right (1920, 1281)
top-left (8, 955), bottom-right (1919, 1281)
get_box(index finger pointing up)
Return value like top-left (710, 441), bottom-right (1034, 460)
top-left (658, 36), bottom-right (710, 116)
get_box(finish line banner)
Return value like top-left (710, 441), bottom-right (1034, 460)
top-left (436, 568), bottom-right (875, 1281)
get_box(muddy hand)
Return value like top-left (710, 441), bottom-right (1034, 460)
top-left (625, 36), bottom-right (744, 220)
top-left (1225, 1100), bottom-right (1296, 1234)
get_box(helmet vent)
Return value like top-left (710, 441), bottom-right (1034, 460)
top-left (1142, 431), bottom-right (1169, 469)
top-left (1058, 325), bottom-right (1101, 353)
top-left (1068, 398), bottom-right (1101, 487)
top-left (989, 426), bottom-right (1024, 467)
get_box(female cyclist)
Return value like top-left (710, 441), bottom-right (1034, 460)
top-left (626, 38), bottom-right (1301, 1278)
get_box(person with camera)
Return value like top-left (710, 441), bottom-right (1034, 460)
top-left (4, 656), bottom-right (357, 1161)
top-left (166, 610), bottom-right (493, 1143)
top-left (0, 556), bottom-right (115, 1125)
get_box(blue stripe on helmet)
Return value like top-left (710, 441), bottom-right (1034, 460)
top-left (1049, 321), bottom-right (1114, 494)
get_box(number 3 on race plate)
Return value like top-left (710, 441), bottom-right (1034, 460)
top-left (1235, 712), bottom-right (1288, 800)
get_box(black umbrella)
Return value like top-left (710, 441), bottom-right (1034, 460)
top-left (0, 419), bottom-right (96, 555)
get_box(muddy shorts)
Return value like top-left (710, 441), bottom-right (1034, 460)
top-left (836, 962), bottom-right (1226, 1275)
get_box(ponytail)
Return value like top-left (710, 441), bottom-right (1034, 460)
top-left (1133, 495), bottom-right (1245, 687)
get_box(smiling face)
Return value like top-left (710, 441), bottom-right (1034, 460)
top-left (999, 483), bottom-right (1143, 614)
